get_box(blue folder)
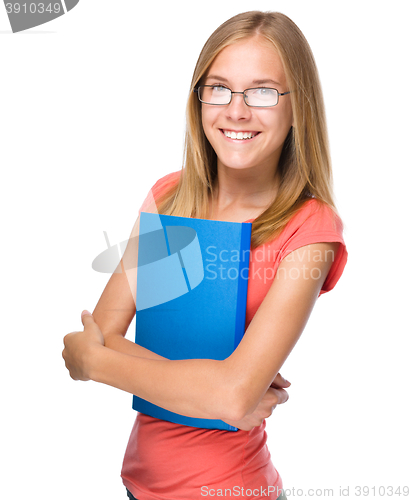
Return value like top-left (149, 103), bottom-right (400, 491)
top-left (132, 212), bottom-right (252, 431)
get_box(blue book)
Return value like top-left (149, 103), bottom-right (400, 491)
top-left (132, 212), bottom-right (252, 431)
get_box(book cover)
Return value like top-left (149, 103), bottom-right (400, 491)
top-left (132, 212), bottom-right (252, 431)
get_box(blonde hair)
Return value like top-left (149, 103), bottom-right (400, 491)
top-left (157, 11), bottom-right (336, 248)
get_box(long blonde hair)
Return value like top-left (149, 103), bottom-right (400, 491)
top-left (157, 11), bottom-right (335, 248)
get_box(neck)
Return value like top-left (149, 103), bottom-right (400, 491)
top-left (210, 162), bottom-right (281, 220)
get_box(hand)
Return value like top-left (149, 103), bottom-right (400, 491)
top-left (62, 310), bottom-right (104, 381)
top-left (222, 372), bottom-right (291, 431)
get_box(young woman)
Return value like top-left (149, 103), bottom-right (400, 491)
top-left (63, 11), bottom-right (347, 500)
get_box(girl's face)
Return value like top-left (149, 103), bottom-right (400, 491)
top-left (201, 36), bottom-right (293, 175)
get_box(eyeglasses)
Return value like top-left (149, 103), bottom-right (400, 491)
top-left (194, 85), bottom-right (291, 108)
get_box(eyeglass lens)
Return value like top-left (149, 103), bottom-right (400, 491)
top-left (198, 86), bottom-right (279, 107)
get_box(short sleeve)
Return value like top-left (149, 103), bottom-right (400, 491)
top-left (138, 170), bottom-right (181, 214)
top-left (278, 199), bottom-right (348, 295)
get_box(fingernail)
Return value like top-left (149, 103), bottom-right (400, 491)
top-left (81, 310), bottom-right (91, 317)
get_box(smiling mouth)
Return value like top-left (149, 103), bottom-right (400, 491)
top-left (221, 129), bottom-right (260, 140)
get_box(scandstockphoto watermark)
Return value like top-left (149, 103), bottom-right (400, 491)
top-left (205, 261), bottom-right (326, 282)
top-left (201, 485), bottom-right (283, 497)
top-left (205, 245), bottom-right (334, 263)
top-left (200, 485), bottom-right (410, 497)
top-left (91, 233), bottom-right (335, 285)
top-left (205, 245), bottom-right (335, 283)
top-left (205, 245), bottom-right (335, 265)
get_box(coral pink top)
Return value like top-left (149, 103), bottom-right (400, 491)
top-left (121, 171), bottom-right (348, 500)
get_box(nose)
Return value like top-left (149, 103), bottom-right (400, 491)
top-left (225, 92), bottom-right (252, 121)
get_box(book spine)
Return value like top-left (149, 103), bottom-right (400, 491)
top-left (233, 222), bottom-right (252, 350)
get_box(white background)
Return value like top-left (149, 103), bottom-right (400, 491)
top-left (1, 1), bottom-right (410, 499)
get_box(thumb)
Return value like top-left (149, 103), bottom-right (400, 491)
top-left (81, 309), bottom-right (94, 325)
top-left (270, 372), bottom-right (291, 388)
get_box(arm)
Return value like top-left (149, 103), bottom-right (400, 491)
top-left (222, 373), bottom-right (290, 430)
top-left (81, 214), bottom-right (289, 429)
top-left (91, 260), bottom-right (166, 361)
top-left (90, 214), bottom-right (166, 361)
top-left (63, 242), bottom-right (338, 422)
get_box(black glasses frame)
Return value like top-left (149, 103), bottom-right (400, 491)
top-left (194, 85), bottom-right (291, 108)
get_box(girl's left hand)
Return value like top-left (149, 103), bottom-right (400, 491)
top-left (222, 373), bottom-right (290, 431)
top-left (62, 310), bottom-right (104, 381)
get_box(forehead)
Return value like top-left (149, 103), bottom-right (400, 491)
top-left (205, 36), bottom-right (286, 86)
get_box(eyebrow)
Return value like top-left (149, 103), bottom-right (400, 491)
top-left (205, 75), bottom-right (281, 87)
top-left (252, 78), bottom-right (281, 86)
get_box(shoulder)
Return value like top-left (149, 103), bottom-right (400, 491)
top-left (279, 198), bottom-right (345, 248)
top-left (139, 170), bottom-right (181, 214)
top-left (277, 198), bottom-right (348, 294)
top-left (150, 170), bottom-right (181, 198)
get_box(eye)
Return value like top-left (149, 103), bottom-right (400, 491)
top-left (211, 85), bottom-right (229, 93)
top-left (254, 87), bottom-right (276, 96)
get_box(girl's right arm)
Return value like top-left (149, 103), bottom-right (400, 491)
top-left (93, 270), bottom-right (166, 359)
top-left (91, 215), bottom-right (165, 361)
top-left (91, 259), bottom-right (166, 361)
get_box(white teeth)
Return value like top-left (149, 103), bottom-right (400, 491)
top-left (223, 130), bottom-right (256, 140)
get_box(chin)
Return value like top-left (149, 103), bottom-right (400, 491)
top-left (218, 160), bottom-right (257, 171)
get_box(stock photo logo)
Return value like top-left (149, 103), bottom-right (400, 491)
top-left (91, 212), bottom-right (251, 317)
top-left (3, 0), bottom-right (79, 32)
top-left (92, 214), bottom-right (205, 311)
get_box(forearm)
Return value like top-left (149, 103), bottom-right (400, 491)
top-left (89, 345), bottom-right (239, 421)
top-left (104, 334), bottom-right (167, 360)
top-left (79, 244), bottom-right (336, 426)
